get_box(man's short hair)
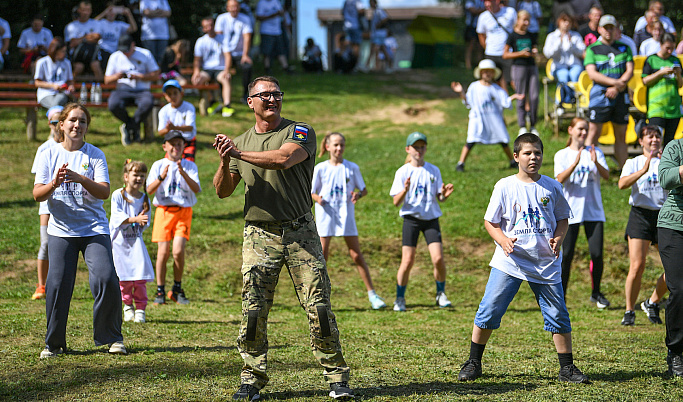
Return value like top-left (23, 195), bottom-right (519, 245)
top-left (248, 76), bottom-right (280, 95)
top-left (202, 15), bottom-right (214, 23)
top-left (514, 133), bottom-right (543, 154)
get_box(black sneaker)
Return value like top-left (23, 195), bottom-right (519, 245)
top-left (456, 162), bottom-right (465, 172)
top-left (329, 381), bottom-right (354, 400)
top-left (232, 383), bottom-right (260, 400)
top-left (558, 364), bottom-right (589, 383)
top-left (168, 289), bottom-right (190, 305)
top-left (589, 292), bottom-right (610, 309)
top-left (458, 359), bottom-right (482, 381)
top-left (621, 310), bottom-right (635, 326)
top-left (641, 299), bottom-right (662, 324)
top-left (668, 351), bottom-right (683, 377)
top-left (153, 291), bottom-right (165, 305)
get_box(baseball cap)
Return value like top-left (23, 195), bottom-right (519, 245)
top-left (163, 130), bottom-right (185, 143)
top-left (117, 34), bottom-right (134, 52)
top-left (46, 105), bottom-right (63, 119)
top-left (163, 79), bottom-right (182, 92)
top-left (406, 131), bottom-right (427, 147)
top-left (599, 15), bottom-right (617, 27)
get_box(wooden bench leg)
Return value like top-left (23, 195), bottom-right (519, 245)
top-left (26, 107), bottom-right (37, 141)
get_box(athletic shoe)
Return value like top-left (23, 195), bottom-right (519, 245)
top-left (393, 297), bottom-right (406, 312)
top-left (458, 359), bottom-right (482, 381)
top-left (222, 107), bottom-right (236, 117)
top-left (207, 102), bottom-right (222, 115)
top-left (621, 310), bottom-right (635, 326)
top-left (590, 293), bottom-right (610, 309)
top-left (558, 364), bottom-right (589, 383)
top-left (134, 309), bottom-right (146, 323)
top-left (120, 123), bottom-right (130, 146)
top-left (108, 341), bottom-right (127, 355)
top-left (530, 127), bottom-right (540, 136)
top-left (153, 291), bottom-right (165, 305)
top-left (329, 381), bottom-right (354, 399)
top-left (232, 383), bottom-right (260, 400)
top-left (435, 292), bottom-right (452, 308)
top-left (668, 350), bottom-right (683, 377)
top-left (123, 304), bottom-right (135, 322)
top-left (40, 346), bottom-right (64, 359)
top-left (641, 299), bottom-right (662, 324)
top-left (168, 289), bottom-right (190, 305)
top-left (32, 284), bottom-right (46, 300)
top-left (518, 127), bottom-right (527, 136)
top-left (369, 294), bottom-right (387, 310)
top-left (456, 162), bottom-right (465, 172)
top-left (509, 160), bottom-right (519, 169)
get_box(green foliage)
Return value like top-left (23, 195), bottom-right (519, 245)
top-left (1, 67), bottom-right (681, 400)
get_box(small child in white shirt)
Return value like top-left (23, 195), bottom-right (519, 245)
top-left (158, 79), bottom-right (197, 161)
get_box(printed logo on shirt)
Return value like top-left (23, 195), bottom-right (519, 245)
top-left (540, 196), bottom-right (550, 207)
top-left (81, 163), bottom-right (89, 171)
top-left (293, 125), bottom-right (308, 142)
top-left (570, 165), bottom-right (593, 182)
top-left (329, 184), bottom-right (344, 197)
top-left (638, 172), bottom-right (660, 192)
top-left (512, 204), bottom-right (552, 236)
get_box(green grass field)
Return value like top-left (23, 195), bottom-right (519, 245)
top-left (1, 68), bottom-right (681, 401)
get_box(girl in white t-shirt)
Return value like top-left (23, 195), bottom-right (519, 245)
top-left (554, 117), bottom-right (610, 308)
top-left (110, 160), bottom-right (155, 324)
top-left (311, 132), bottom-right (386, 310)
top-left (389, 132), bottom-right (454, 311)
top-left (618, 125), bottom-right (668, 325)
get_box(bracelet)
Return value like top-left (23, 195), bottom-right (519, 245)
top-left (51, 180), bottom-right (57, 189)
top-left (158, 175), bottom-right (164, 181)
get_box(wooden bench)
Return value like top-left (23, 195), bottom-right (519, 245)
top-left (0, 81), bottom-right (219, 141)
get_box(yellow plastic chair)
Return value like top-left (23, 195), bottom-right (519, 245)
top-left (546, 59), bottom-right (555, 82)
top-left (633, 55), bottom-right (647, 71)
top-left (577, 71), bottom-right (592, 98)
top-left (633, 85), bottom-right (648, 113)
top-left (598, 121), bottom-right (615, 145)
top-left (626, 115), bottom-right (638, 144)
top-left (675, 118), bottom-right (683, 140)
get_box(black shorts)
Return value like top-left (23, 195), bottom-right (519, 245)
top-left (70, 41), bottom-right (99, 64)
top-left (487, 55), bottom-right (512, 83)
top-left (625, 206), bottom-right (659, 244)
top-left (260, 34), bottom-right (284, 58)
top-left (464, 25), bottom-right (477, 41)
top-left (204, 69), bottom-right (222, 82)
top-left (402, 216), bottom-right (442, 247)
top-left (589, 93), bottom-right (629, 124)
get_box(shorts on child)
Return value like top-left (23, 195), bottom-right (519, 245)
top-left (260, 34), bottom-right (284, 58)
top-left (184, 137), bottom-right (196, 162)
top-left (625, 206), bottom-right (659, 244)
top-left (152, 205), bottom-right (193, 242)
top-left (402, 216), bottom-right (442, 247)
top-left (588, 93), bottom-right (629, 124)
top-left (203, 69), bottom-right (223, 82)
top-left (344, 27), bottom-right (362, 44)
top-left (474, 268), bottom-right (572, 333)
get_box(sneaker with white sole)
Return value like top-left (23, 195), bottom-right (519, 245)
top-left (590, 293), bottom-right (610, 309)
top-left (40, 346), bottom-right (64, 359)
top-left (120, 123), bottom-right (130, 146)
top-left (222, 106), bottom-right (235, 117)
top-left (621, 310), bottom-right (635, 326)
top-left (436, 292), bottom-right (452, 308)
top-left (393, 297), bottom-right (406, 312)
top-left (641, 299), bottom-right (662, 324)
top-left (123, 304), bottom-right (134, 322)
top-left (168, 288), bottom-right (190, 305)
top-left (369, 294), bottom-right (387, 310)
top-left (329, 381), bottom-right (354, 400)
top-left (530, 127), bottom-right (540, 136)
top-left (134, 309), bottom-right (146, 323)
top-left (108, 341), bottom-right (127, 355)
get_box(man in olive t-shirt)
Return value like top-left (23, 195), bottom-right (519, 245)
top-left (212, 76), bottom-right (353, 401)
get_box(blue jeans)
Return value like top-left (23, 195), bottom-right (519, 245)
top-left (142, 39), bottom-right (168, 66)
top-left (474, 268), bottom-right (572, 333)
top-left (554, 64), bottom-right (583, 84)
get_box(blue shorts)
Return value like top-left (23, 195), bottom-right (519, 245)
top-left (474, 268), bottom-right (572, 333)
top-left (344, 27), bottom-right (362, 44)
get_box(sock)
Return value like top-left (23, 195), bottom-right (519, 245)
top-left (368, 290), bottom-right (377, 299)
top-left (558, 352), bottom-right (573, 368)
top-left (157, 285), bottom-right (165, 295)
top-left (436, 281), bottom-right (445, 293)
top-left (469, 341), bottom-right (486, 361)
top-left (396, 284), bottom-right (406, 299)
top-left (457, 162), bottom-right (464, 166)
top-left (173, 281), bottom-right (182, 291)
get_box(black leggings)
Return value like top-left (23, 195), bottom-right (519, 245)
top-left (648, 117), bottom-right (680, 149)
top-left (658, 227), bottom-right (683, 353)
top-left (561, 221), bottom-right (604, 296)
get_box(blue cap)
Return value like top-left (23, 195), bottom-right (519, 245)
top-left (162, 79), bottom-right (182, 92)
top-left (406, 131), bottom-right (427, 146)
top-left (46, 105), bottom-right (63, 119)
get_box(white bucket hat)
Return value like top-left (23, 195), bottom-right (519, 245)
top-left (474, 59), bottom-right (502, 80)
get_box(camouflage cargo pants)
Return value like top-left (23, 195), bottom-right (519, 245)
top-left (238, 212), bottom-right (350, 389)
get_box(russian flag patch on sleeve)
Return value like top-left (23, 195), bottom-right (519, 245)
top-left (293, 125), bottom-right (309, 142)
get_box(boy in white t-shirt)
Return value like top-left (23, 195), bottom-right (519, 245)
top-left (458, 133), bottom-right (589, 384)
top-left (157, 79), bottom-right (197, 161)
top-left (146, 131), bottom-right (201, 305)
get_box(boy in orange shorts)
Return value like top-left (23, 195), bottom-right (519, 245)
top-left (147, 131), bottom-right (202, 305)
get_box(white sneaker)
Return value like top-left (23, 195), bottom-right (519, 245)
top-left (393, 297), bottom-right (406, 312)
top-left (530, 127), bottom-right (540, 136)
top-left (40, 346), bottom-right (63, 359)
top-left (369, 294), bottom-right (387, 310)
top-left (436, 292), bottom-right (452, 308)
top-left (108, 341), bottom-right (127, 355)
top-left (123, 304), bottom-right (134, 322)
top-left (134, 309), bottom-right (146, 323)
top-left (518, 127), bottom-right (527, 136)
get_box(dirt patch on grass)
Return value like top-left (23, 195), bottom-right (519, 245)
top-left (0, 260), bottom-right (33, 281)
top-left (353, 99), bottom-right (447, 125)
